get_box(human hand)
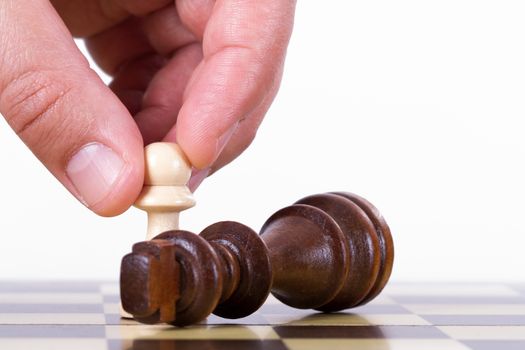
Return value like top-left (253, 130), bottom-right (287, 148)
top-left (0, 0), bottom-right (296, 216)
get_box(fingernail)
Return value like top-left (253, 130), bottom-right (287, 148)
top-left (188, 167), bottom-right (211, 192)
top-left (66, 143), bottom-right (126, 208)
top-left (216, 122), bottom-right (239, 156)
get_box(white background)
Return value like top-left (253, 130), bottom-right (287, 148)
top-left (1, 1), bottom-right (525, 282)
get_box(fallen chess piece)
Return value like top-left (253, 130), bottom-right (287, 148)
top-left (120, 191), bottom-right (394, 326)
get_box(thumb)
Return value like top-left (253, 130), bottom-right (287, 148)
top-left (0, 1), bottom-right (144, 216)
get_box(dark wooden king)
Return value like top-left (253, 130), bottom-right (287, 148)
top-left (120, 192), bottom-right (394, 326)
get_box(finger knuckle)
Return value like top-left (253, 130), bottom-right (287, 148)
top-left (0, 69), bottom-right (72, 143)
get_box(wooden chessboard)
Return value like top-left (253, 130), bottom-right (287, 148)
top-left (0, 282), bottom-right (524, 349)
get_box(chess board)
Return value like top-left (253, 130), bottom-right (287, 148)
top-left (0, 282), bottom-right (524, 350)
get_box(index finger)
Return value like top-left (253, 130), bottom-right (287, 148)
top-left (167, 0), bottom-right (297, 169)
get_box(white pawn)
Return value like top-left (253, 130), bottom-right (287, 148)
top-left (122, 142), bottom-right (195, 319)
top-left (134, 142), bottom-right (196, 240)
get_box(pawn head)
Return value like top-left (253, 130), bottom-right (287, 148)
top-left (143, 143), bottom-right (192, 186)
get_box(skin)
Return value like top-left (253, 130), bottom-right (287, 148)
top-left (0, 0), bottom-right (296, 216)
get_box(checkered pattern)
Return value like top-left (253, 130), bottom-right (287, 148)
top-left (0, 282), bottom-right (524, 350)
